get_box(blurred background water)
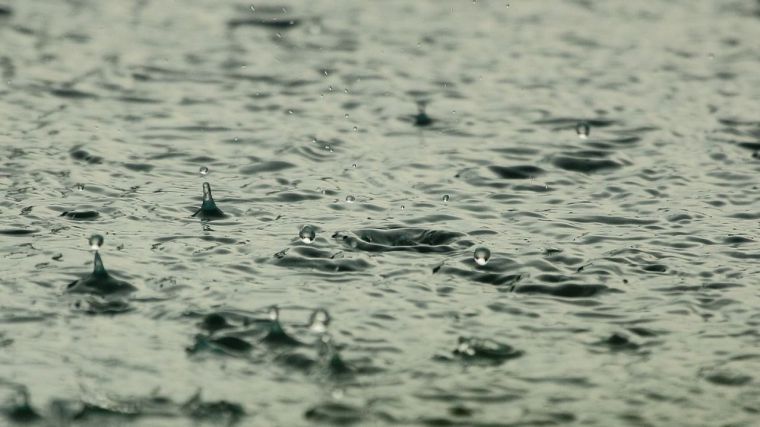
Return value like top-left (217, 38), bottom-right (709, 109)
top-left (2, 0), bottom-right (760, 425)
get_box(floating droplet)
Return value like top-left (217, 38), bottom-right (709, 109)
top-left (199, 166), bottom-right (209, 176)
top-left (442, 194), bottom-right (450, 203)
top-left (89, 234), bottom-right (104, 251)
top-left (76, 183), bottom-right (85, 191)
top-left (344, 113), bottom-right (349, 119)
top-left (576, 121), bottom-right (590, 139)
top-left (345, 195), bottom-right (355, 203)
top-left (473, 247), bottom-right (491, 266)
top-left (299, 225), bottom-right (316, 244)
top-left (268, 305), bottom-right (280, 322)
top-left (309, 309), bottom-right (330, 333)
top-left (352, 126), bottom-right (358, 132)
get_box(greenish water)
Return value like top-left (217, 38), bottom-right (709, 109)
top-left (2, 1), bottom-right (760, 426)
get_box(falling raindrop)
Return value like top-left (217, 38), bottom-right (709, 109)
top-left (268, 305), bottom-right (280, 322)
top-left (199, 166), bottom-right (209, 176)
top-left (473, 247), bottom-right (491, 266)
top-left (576, 121), bottom-right (590, 139)
top-left (299, 225), bottom-right (316, 244)
top-left (89, 234), bottom-right (104, 251)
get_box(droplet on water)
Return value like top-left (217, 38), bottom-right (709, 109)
top-left (89, 234), bottom-right (104, 251)
top-left (268, 306), bottom-right (280, 322)
top-left (576, 121), bottom-right (590, 139)
top-left (309, 309), bottom-right (330, 333)
top-left (199, 166), bottom-right (209, 176)
top-left (76, 183), bottom-right (85, 191)
top-left (442, 194), bottom-right (450, 202)
top-left (473, 247), bottom-right (491, 266)
top-left (345, 195), bottom-right (355, 203)
top-left (352, 163), bottom-right (357, 168)
top-left (299, 225), bottom-right (316, 244)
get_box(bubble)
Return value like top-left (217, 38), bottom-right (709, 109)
top-left (442, 194), bottom-right (450, 202)
top-left (76, 183), bottom-right (85, 191)
top-left (345, 195), bottom-right (355, 203)
top-left (199, 166), bottom-right (209, 176)
top-left (309, 309), bottom-right (330, 333)
top-left (89, 234), bottom-right (104, 251)
top-left (473, 247), bottom-right (491, 266)
top-left (268, 306), bottom-right (280, 321)
top-left (299, 225), bottom-right (316, 244)
top-left (576, 121), bottom-right (590, 139)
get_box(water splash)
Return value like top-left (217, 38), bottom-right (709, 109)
top-left (299, 225), bottom-right (317, 244)
top-left (473, 247), bottom-right (491, 266)
top-left (192, 182), bottom-right (226, 220)
top-left (66, 234), bottom-right (136, 297)
top-left (576, 121), bottom-right (590, 139)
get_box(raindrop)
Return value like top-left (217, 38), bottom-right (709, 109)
top-left (250, 5), bottom-right (255, 12)
top-left (473, 247), bottom-right (491, 266)
top-left (299, 225), bottom-right (316, 244)
top-left (352, 126), bottom-right (358, 132)
top-left (345, 195), bottom-right (355, 203)
top-left (199, 166), bottom-right (209, 176)
top-left (401, 205), bottom-right (405, 210)
top-left (352, 163), bottom-right (357, 168)
top-left (309, 309), bottom-right (330, 333)
top-left (76, 183), bottom-right (85, 191)
top-left (576, 121), bottom-right (590, 139)
top-left (89, 234), bottom-right (104, 251)
top-left (442, 194), bottom-right (450, 202)
top-left (268, 305), bottom-right (280, 322)
top-left (344, 113), bottom-right (349, 119)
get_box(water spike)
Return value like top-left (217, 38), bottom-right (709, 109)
top-left (193, 182), bottom-right (226, 219)
top-left (92, 251), bottom-right (107, 276)
top-left (202, 182), bottom-right (213, 203)
top-left (413, 100), bottom-right (433, 127)
top-left (308, 309), bottom-right (330, 333)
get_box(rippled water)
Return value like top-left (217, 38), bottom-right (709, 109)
top-left (2, 1), bottom-right (760, 425)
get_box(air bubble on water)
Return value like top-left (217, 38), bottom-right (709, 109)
top-left (76, 183), bottom-right (85, 191)
top-left (89, 234), bottom-right (104, 251)
top-left (353, 126), bottom-right (358, 132)
top-left (199, 166), bottom-right (209, 176)
top-left (299, 225), bottom-right (316, 244)
top-left (473, 247), bottom-right (491, 266)
top-left (309, 309), bottom-right (330, 333)
top-left (576, 121), bottom-right (590, 139)
top-left (442, 194), bottom-right (450, 202)
top-left (345, 195), bottom-right (355, 203)
top-left (268, 305), bottom-right (280, 322)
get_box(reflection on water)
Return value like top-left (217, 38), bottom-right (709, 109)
top-left (2, 0), bottom-right (760, 425)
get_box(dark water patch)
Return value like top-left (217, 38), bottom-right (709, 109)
top-left (552, 155), bottom-right (622, 173)
top-left (700, 368), bottom-right (752, 387)
top-left (187, 334), bottom-right (253, 356)
top-left (124, 163), bottom-right (155, 172)
top-left (69, 147), bottom-right (103, 164)
top-left (642, 264), bottom-right (667, 273)
top-left (596, 333), bottom-right (640, 351)
top-left (488, 165), bottom-right (544, 179)
top-left (49, 88), bottom-right (98, 99)
top-left (0, 229), bottom-right (37, 235)
top-left (563, 215), bottom-right (658, 225)
top-left (273, 250), bottom-right (371, 273)
top-left (0, 5), bottom-right (12, 17)
top-left (304, 402), bottom-right (364, 425)
top-left (240, 161), bottom-right (296, 175)
top-left (439, 265), bottom-right (522, 287)
top-left (723, 236), bottom-right (754, 244)
top-left (437, 337), bottom-right (523, 366)
top-left (514, 284), bottom-right (620, 298)
top-left (228, 18), bottom-right (300, 30)
top-left (60, 210), bottom-right (100, 220)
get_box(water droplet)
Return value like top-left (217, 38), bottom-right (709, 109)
top-left (401, 205), bottom-right (405, 210)
top-left (473, 247), bottom-right (491, 266)
top-left (576, 121), bottom-right (590, 139)
top-left (352, 126), bottom-right (358, 132)
top-left (287, 109), bottom-right (294, 114)
top-left (89, 234), bottom-right (104, 251)
top-left (250, 5), bottom-right (255, 12)
top-left (344, 88), bottom-right (349, 94)
top-left (299, 225), bottom-right (316, 244)
top-left (352, 163), bottom-right (357, 168)
top-left (268, 306), bottom-right (280, 321)
top-left (442, 194), bottom-right (450, 202)
top-left (76, 183), bottom-right (85, 191)
top-left (199, 166), bottom-right (209, 176)
top-left (344, 113), bottom-right (349, 119)
top-left (309, 309), bottom-right (330, 333)
top-left (345, 195), bottom-right (355, 203)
